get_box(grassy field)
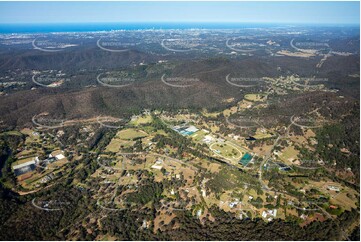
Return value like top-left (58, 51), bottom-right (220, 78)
top-left (130, 115), bottom-right (153, 126)
top-left (191, 130), bottom-right (208, 142)
top-left (304, 129), bottom-right (316, 138)
top-left (210, 142), bottom-right (242, 160)
top-left (207, 163), bottom-right (222, 173)
top-left (253, 133), bottom-right (274, 139)
top-left (223, 106), bottom-right (238, 117)
top-left (244, 94), bottom-right (267, 102)
top-left (330, 191), bottom-right (358, 210)
top-left (104, 128), bottom-right (148, 153)
top-left (117, 128), bottom-right (148, 140)
top-left (12, 156), bottom-right (36, 167)
top-left (277, 50), bottom-right (316, 58)
top-left (210, 125), bottom-right (220, 133)
top-left (47, 159), bottom-right (68, 169)
top-left (105, 138), bottom-right (135, 152)
top-left (279, 146), bottom-right (299, 163)
top-left (16, 149), bottom-right (37, 158)
top-left (201, 109), bottom-right (221, 118)
top-left (0, 130), bottom-right (23, 136)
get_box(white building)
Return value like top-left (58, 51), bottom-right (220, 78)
top-left (203, 135), bottom-right (215, 144)
top-left (185, 125), bottom-right (199, 133)
top-left (13, 160), bottom-right (36, 170)
top-left (327, 185), bottom-right (340, 192)
top-left (13, 159), bottom-right (36, 176)
top-left (151, 159), bottom-right (163, 170)
top-left (262, 209), bottom-right (278, 220)
top-left (55, 154), bottom-right (65, 160)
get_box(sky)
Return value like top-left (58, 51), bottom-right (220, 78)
top-left (0, 1), bottom-right (359, 25)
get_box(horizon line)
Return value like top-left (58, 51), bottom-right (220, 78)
top-left (1, 21), bottom-right (359, 25)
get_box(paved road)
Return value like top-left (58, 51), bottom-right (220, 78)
top-left (258, 120), bottom-right (293, 190)
top-left (290, 115), bottom-right (322, 129)
top-left (256, 113), bottom-right (337, 221)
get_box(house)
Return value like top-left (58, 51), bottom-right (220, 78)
top-left (55, 154), bottom-right (65, 160)
top-left (201, 189), bottom-right (206, 197)
top-left (233, 135), bottom-right (241, 140)
top-left (196, 209), bottom-right (202, 218)
top-left (327, 185), bottom-right (340, 192)
top-left (151, 159), bottom-right (163, 170)
top-left (277, 162), bottom-right (291, 171)
top-left (273, 150), bottom-right (281, 156)
top-left (185, 126), bottom-right (199, 133)
top-left (43, 157), bottom-right (57, 165)
top-left (203, 135), bottom-right (215, 144)
top-left (270, 209), bottom-right (277, 217)
top-left (173, 124), bottom-right (199, 136)
top-left (262, 209), bottom-right (278, 220)
top-left (229, 201), bottom-right (238, 208)
top-left (141, 219), bottom-right (150, 229)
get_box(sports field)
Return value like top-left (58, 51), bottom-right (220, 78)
top-left (210, 142), bottom-right (242, 160)
top-left (117, 128), bottom-right (148, 140)
top-left (239, 153), bottom-right (253, 166)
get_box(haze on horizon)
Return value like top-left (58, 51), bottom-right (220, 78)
top-left (0, 1), bottom-right (359, 25)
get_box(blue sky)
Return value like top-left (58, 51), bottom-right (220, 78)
top-left (0, 1), bottom-right (359, 25)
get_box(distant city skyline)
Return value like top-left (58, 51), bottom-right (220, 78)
top-left (0, 1), bottom-right (359, 25)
